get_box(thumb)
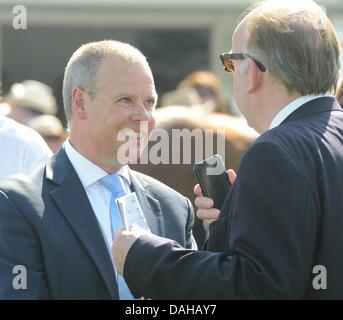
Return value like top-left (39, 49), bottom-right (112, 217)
top-left (227, 169), bottom-right (237, 185)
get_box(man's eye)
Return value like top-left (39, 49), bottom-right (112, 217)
top-left (145, 99), bottom-right (156, 109)
top-left (118, 97), bottom-right (132, 104)
top-left (114, 97), bottom-right (132, 108)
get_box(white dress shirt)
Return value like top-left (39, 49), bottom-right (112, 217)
top-left (269, 94), bottom-right (334, 130)
top-left (0, 115), bottom-right (52, 178)
top-left (64, 139), bottom-right (131, 256)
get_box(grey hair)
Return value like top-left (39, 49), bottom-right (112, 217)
top-left (62, 40), bottom-right (150, 121)
top-left (245, 0), bottom-right (341, 95)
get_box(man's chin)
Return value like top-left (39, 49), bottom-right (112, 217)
top-left (127, 151), bottom-right (143, 164)
top-left (116, 144), bottom-right (146, 165)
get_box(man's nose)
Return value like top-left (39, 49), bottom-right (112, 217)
top-left (131, 102), bottom-right (151, 121)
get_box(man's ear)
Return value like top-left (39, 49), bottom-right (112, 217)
top-left (71, 87), bottom-right (88, 120)
top-left (247, 59), bottom-right (263, 94)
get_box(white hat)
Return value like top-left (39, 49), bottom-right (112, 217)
top-left (28, 115), bottom-right (66, 138)
top-left (5, 80), bottom-right (57, 115)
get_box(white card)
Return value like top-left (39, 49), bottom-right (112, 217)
top-left (116, 192), bottom-right (151, 232)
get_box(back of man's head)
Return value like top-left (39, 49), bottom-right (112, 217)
top-left (244, 0), bottom-right (341, 95)
top-left (62, 40), bottom-right (150, 122)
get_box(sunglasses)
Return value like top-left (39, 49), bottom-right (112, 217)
top-left (219, 52), bottom-right (266, 73)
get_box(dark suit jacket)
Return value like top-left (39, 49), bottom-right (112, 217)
top-left (123, 97), bottom-right (343, 299)
top-left (0, 148), bottom-right (194, 299)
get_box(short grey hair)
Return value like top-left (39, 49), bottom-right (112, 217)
top-left (245, 0), bottom-right (341, 95)
top-left (62, 40), bottom-right (150, 121)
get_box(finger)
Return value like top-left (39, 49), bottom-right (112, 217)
top-left (227, 169), bottom-right (237, 185)
top-left (194, 196), bottom-right (214, 209)
top-left (193, 184), bottom-right (203, 196)
top-left (196, 208), bottom-right (220, 220)
top-left (130, 223), bottom-right (139, 230)
top-left (130, 224), bottom-right (145, 233)
top-left (203, 219), bottom-right (217, 231)
top-left (114, 228), bottom-right (125, 237)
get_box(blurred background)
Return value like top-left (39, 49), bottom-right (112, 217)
top-left (0, 0), bottom-right (342, 124)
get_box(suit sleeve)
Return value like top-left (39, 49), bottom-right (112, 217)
top-left (0, 191), bottom-right (51, 299)
top-left (123, 141), bottom-right (319, 299)
top-left (184, 197), bottom-right (197, 249)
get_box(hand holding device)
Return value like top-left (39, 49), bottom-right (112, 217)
top-left (193, 154), bottom-right (231, 209)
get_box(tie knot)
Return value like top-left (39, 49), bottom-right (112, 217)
top-left (100, 173), bottom-right (126, 196)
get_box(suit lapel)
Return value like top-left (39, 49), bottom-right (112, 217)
top-left (46, 149), bottom-right (119, 300)
top-left (129, 170), bottom-right (164, 236)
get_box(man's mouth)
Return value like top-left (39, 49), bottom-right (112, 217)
top-left (121, 128), bottom-right (145, 139)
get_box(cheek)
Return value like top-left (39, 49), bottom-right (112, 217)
top-left (146, 116), bottom-right (156, 139)
top-left (232, 77), bottom-right (240, 95)
top-left (108, 110), bottom-right (130, 131)
top-left (149, 116), bottom-right (156, 131)
top-left (89, 114), bottom-right (117, 144)
top-left (233, 78), bottom-right (246, 106)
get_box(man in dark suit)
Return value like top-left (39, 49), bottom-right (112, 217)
top-left (112, 0), bottom-right (343, 299)
top-left (0, 40), bottom-right (195, 299)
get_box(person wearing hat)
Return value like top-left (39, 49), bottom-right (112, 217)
top-left (4, 80), bottom-right (58, 125)
top-left (28, 115), bottom-right (67, 153)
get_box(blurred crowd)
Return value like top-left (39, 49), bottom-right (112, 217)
top-left (0, 79), bottom-right (67, 152)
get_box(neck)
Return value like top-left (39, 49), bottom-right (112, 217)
top-left (252, 85), bottom-right (301, 133)
top-left (68, 129), bottom-right (122, 174)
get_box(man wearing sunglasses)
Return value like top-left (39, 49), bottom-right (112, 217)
top-left (112, 0), bottom-right (343, 299)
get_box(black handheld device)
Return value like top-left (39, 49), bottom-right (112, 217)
top-left (193, 154), bottom-right (231, 209)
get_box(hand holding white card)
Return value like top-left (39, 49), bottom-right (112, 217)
top-left (116, 192), bottom-right (151, 232)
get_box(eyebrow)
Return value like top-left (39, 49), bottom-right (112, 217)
top-left (148, 94), bottom-right (158, 102)
top-left (110, 93), bottom-right (158, 101)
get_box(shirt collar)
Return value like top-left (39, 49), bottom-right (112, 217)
top-left (269, 94), bottom-right (334, 130)
top-left (64, 139), bottom-right (130, 188)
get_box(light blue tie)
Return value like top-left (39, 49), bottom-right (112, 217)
top-left (100, 173), bottom-right (134, 300)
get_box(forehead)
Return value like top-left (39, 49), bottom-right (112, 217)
top-left (98, 56), bottom-right (156, 94)
top-left (232, 15), bottom-right (250, 50)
